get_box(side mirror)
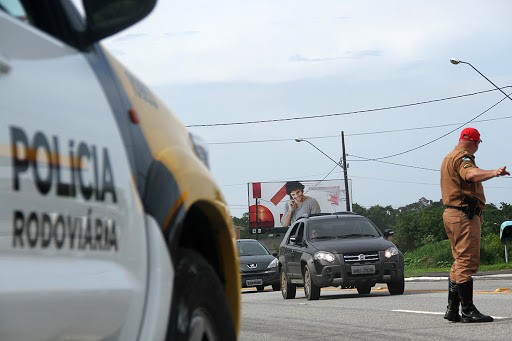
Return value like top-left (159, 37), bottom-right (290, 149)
top-left (272, 252), bottom-right (278, 257)
top-left (383, 229), bottom-right (395, 239)
top-left (82, 0), bottom-right (157, 46)
top-left (500, 221), bottom-right (512, 243)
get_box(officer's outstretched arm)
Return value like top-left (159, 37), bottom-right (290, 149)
top-left (465, 166), bottom-right (509, 182)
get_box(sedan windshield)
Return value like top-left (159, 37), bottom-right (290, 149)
top-left (238, 241), bottom-right (270, 256)
top-left (309, 217), bottom-right (380, 240)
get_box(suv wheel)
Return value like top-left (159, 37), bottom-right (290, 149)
top-left (272, 283), bottom-right (280, 291)
top-left (304, 265), bottom-right (320, 300)
top-left (281, 269), bottom-right (296, 299)
top-left (387, 274), bottom-right (405, 295)
top-left (356, 285), bottom-right (371, 295)
top-left (256, 285), bottom-right (265, 292)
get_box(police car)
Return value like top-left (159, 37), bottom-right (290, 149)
top-left (0, 1), bottom-right (240, 340)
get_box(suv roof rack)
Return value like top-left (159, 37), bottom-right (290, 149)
top-left (332, 211), bottom-right (358, 215)
top-left (298, 213), bottom-right (332, 219)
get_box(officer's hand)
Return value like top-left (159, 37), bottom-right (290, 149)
top-left (497, 166), bottom-right (510, 177)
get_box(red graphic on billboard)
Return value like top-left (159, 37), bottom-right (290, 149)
top-left (328, 193), bottom-right (340, 206)
top-left (270, 184), bottom-right (287, 205)
top-left (252, 182), bottom-right (261, 199)
top-left (249, 204), bottom-right (274, 228)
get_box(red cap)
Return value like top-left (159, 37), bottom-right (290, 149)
top-left (459, 127), bottom-right (482, 143)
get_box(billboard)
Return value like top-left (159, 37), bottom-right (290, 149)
top-left (247, 179), bottom-right (351, 229)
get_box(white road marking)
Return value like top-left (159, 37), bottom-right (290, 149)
top-left (392, 310), bottom-right (508, 320)
top-left (393, 309), bottom-right (444, 315)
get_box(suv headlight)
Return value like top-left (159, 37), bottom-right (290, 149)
top-left (268, 258), bottom-right (279, 268)
top-left (384, 246), bottom-right (399, 258)
top-left (314, 251), bottom-right (336, 263)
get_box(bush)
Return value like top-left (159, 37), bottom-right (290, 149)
top-left (481, 233), bottom-right (510, 264)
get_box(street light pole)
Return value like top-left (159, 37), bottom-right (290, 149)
top-left (295, 133), bottom-right (351, 211)
top-left (450, 58), bottom-right (512, 102)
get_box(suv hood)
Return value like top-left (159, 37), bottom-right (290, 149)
top-left (309, 237), bottom-right (395, 254)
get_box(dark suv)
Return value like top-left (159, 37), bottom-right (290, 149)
top-left (279, 212), bottom-right (404, 300)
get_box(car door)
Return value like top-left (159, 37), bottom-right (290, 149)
top-left (0, 4), bottom-right (148, 340)
top-left (287, 222), bottom-right (305, 280)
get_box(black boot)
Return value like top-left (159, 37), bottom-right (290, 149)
top-left (457, 280), bottom-right (494, 323)
top-left (444, 279), bottom-right (461, 322)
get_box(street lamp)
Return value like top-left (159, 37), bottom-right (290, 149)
top-left (295, 135), bottom-right (351, 211)
top-left (450, 58), bottom-right (512, 102)
top-left (294, 138), bottom-right (340, 166)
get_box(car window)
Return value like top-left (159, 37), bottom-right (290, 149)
top-left (238, 241), bottom-right (269, 256)
top-left (295, 223), bottom-right (304, 243)
top-left (0, 0), bottom-right (30, 22)
top-left (310, 217), bottom-right (380, 239)
top-left (285, 223), bottom-right (299, 244)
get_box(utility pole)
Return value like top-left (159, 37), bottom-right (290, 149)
top-left (255, 198), bottom-right (259, 240)
top-left (341, 131), bottom-right (350, 211)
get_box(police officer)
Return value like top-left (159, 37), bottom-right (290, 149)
top-left (441, 127), bottom-right (509, 323)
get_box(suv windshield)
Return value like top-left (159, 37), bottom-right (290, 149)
top-left (309, 217), bottom-right (380, 240)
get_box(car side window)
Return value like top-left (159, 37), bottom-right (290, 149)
top-left (286, 223), bottom-right (299, 245)
top-left (295, 223), bottom-right (304, 243)
top-left (0, 0), bottom-right (30, 22)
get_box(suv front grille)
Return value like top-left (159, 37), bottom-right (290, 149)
top-left (343, 252), bottom-right (379, 263)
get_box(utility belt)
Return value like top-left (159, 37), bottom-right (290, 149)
top-left (445, 205), bottom-right (482, 219)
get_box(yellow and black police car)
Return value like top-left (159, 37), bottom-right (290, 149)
top-left (0, 1), bottom-right (240, 340)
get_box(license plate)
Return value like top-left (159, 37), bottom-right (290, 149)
top-left (246, 279), bottom-right (263, 286)
top-left (351, 265), bottom-right (375, 274)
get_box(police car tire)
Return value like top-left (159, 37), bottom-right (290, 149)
top-left (167, 248), bottom-right (236, 341)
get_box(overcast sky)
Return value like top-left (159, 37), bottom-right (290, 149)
top-left (103, 0), bottom-right (512, 217)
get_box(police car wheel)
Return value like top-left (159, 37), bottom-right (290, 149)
top-left (167, 248), bottom-right (236, 341)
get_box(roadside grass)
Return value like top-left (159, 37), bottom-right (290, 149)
top-left (403, 235), bottom-right (512, 278)
top-left (405, 263), bottom-right (512, 278)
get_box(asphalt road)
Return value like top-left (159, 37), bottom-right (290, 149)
top-left (240, 275), bottom-right (512, 341)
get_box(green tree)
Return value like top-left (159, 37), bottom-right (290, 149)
top-left (232, 212), bottom-right (249, 228)
top-left (366, 205), bottom-right (397, 232)
top-left (393, 205), bottom-right (445, 252)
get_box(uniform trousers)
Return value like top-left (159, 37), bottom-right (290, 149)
top-left (443, 208), bottom-right (482, 284)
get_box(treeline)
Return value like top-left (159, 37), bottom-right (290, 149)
top-left (352, 197), bottom-right (512, 252)
top-left (232, 197), bottom-right (512, 253)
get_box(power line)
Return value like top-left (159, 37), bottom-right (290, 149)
top-left (207, 115), bottom-right (512, 145)
top-left (366, 92), bottom-right (511, 161)
top-left (186, 87), bottom-right (510, 128)
top-left (346, 155), bottom-right (439, 171)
